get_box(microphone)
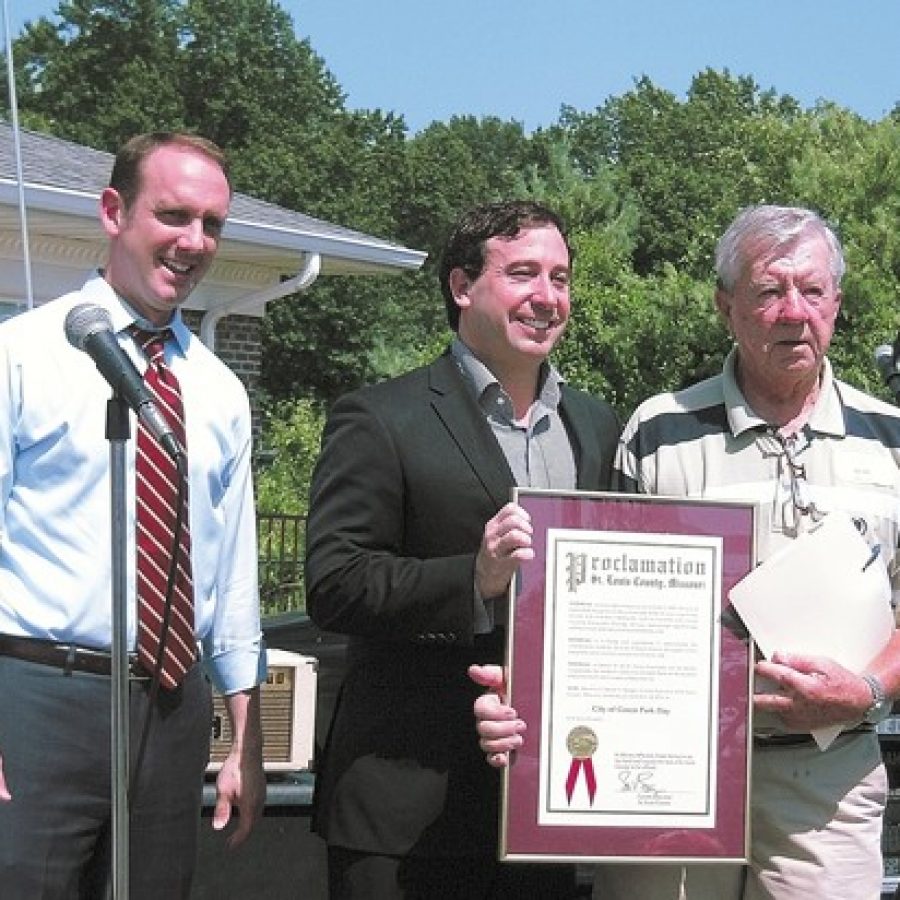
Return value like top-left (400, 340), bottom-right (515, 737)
top-left (874, 343), bottom-right (900, 405)
top-left (64, 303), bottom-right (184, 460)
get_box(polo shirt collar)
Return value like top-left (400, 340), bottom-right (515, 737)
top-left (722, 347), bottom-right (846, 439)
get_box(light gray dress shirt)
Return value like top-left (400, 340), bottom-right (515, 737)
top-left (451, 337), bottom-right (576, 631)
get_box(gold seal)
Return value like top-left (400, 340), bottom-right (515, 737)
top-left (566, 726), bottom-right (598, 760)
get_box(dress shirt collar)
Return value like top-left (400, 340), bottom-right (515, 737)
top-left (88, 270), bottom-right (191, 355)
top-left (450, 336), bottom-right (565, 418)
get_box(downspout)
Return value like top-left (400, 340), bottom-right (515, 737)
top-left (199, 251), bottom-right (322, 351)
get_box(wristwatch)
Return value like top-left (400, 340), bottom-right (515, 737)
top-left (861, 672), bottom-right (890, 724)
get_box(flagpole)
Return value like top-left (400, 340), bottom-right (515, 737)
top-left (1, 0), bottom-right (34, 309)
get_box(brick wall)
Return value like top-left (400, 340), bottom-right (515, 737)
top-left (182, 310), bottom-right (262, 431)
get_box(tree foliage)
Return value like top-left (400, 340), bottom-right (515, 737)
top-left (254, 397), bottom-right (325, 514)
top-left (11, 0), bottom-right (185, 147)
top-left (3, 3), bottom-right (899, 501)
top-left (553, 72), bottom-right (813, 277)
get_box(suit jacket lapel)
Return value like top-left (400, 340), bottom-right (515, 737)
top-left (560, 387), bottom-right (602, 489)
top-left (428, 353), bottom-right (514, 508)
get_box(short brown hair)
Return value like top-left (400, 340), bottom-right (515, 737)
top-left (439, 200), bottom-right (571, 331)
top-left (109, 132), bottom-right (231, 209)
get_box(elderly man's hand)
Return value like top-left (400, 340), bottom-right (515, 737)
top-left (754, 652), bottom-right (874, 732)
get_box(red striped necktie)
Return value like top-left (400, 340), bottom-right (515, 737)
top-left (131, 326), bottom-right (195, 689)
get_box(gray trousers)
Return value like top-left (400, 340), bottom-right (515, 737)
top-left (0, 656), bottom-right (212, 899)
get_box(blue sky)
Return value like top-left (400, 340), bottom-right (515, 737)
top-left (5, 0), bottom-right (899, 134)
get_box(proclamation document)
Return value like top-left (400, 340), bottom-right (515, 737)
top-left (500, 490), bottom-right (754, 863)
top-left (538, 529), bottom-right (722, 829)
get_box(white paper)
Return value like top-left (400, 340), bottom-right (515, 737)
top-left (729, 512), bottom-right (894, 750)
top-left (538, 528), bottom-right (722, 828)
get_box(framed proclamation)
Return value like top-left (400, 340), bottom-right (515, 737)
top-left (500, 489), bottom-right (755, 863)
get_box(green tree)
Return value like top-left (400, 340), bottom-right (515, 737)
top-left (255, 397), bottom-right (325, 514)
top-left (176, 1), bottom-right (420, 404)
top-left (178, 0), bottom-right (344, 150)
top-left (6, 4), bottom-right (897, 418)
top-left (254, 396), bottom-right (326, 613)
top-left (558, 239), bottom-right (727, 418)
top-left (513, 133), bottom-right (639, 254)
top-left (177, 0), bottom-right (404, 229)
top-left (397, 116), bottom-right (533, 259)
top-left (11, 0), bottom-right (185, 148)
top-left (563, 70), bottom-right (811, 278)
top-left (787, 108), bottom-right (900, 398)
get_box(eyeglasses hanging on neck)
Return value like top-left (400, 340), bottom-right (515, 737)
top-left (780, 434), bottom-right (821, 518)
top-left (760, 427), bottom-right (825, 533)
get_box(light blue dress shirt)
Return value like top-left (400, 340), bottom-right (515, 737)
top-left (0, 273), bottom-right (265, 694)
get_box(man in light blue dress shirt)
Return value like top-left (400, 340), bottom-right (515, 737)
top-left (0, 132), bottom-right (266, 899)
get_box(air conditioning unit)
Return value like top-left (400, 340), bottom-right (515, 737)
top-left (207, 648), bottom-right (317, 773)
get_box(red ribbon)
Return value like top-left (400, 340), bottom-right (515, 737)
top-left (565, 757), bottom-right (597, 805)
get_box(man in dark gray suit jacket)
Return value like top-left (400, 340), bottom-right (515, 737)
top-left (305, 200), bottom-right (620, 899)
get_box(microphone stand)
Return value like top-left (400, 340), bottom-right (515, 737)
top-left (106, 393), bottom-right (131, 900)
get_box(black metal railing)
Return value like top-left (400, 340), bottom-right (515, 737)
top-left (257, 513), bottom-right (306, 616)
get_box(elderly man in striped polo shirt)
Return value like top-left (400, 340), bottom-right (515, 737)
top-left (473, 204), bottom-right (900, 900)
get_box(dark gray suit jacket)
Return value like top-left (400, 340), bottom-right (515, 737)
top-left (305, 351), bottom-right (620, 857)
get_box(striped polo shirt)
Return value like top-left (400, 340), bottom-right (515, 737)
top-left (614, 348), bottom-right (900, 598)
